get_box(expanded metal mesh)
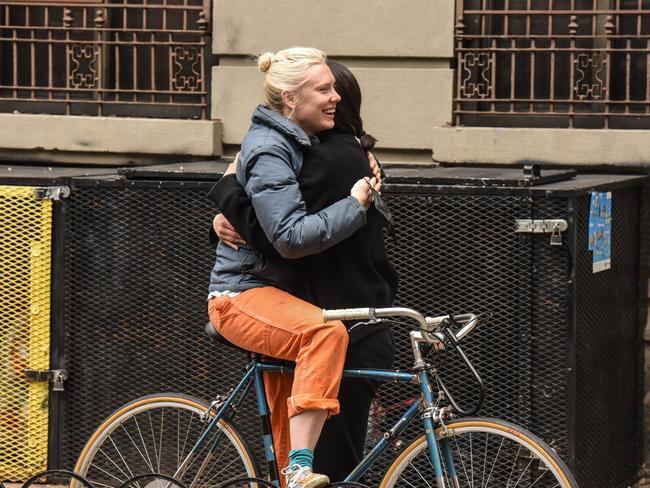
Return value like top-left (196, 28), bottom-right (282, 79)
top-left (60, 185), bottom-right (265, 474)
top-left (528, 197), bottom-right (571, 457)
top-left (573, 188), bottom-right (642, 488)
top-left (361, 191), bottom-right (540, 486)
top-left (0, 185), bottom-right (51, 480)
top-left (56, 179), bottom-right (643, 488)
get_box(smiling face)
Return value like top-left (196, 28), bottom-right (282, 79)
top-left (282, 62), bottom-right (341, 135)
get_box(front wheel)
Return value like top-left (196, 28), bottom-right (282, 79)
top-left (381, 417), bottom-right (577, 488)
top-left (74, 393), bottom-right (259, 488)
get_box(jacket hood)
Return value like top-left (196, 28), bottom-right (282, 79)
top-left (252, 105), bottom-right (316, 148)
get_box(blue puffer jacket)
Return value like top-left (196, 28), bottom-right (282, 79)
top-left (208, 105), bottom-right (368, 294)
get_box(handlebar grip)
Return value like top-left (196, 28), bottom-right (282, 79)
top-left (323, 308), bottom-right (372, 322)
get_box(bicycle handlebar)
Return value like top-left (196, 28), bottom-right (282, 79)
top-left (323, 306), bottom-right (485, 415)
top-left (322, 307), bottom-right (480, 345)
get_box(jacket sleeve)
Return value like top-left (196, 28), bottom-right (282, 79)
top-left (206, 174), bottom-right (278, 256)
top-left (245, 150), bottom-right (367, 259)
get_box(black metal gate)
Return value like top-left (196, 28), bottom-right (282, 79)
top-left (0, 163), bottom-right (645, 488)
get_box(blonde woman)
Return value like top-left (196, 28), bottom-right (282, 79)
top-left (207, 47), bottom-right (379, 488)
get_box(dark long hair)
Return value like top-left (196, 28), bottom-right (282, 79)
top-left (326, 60), bottom-right (377, 152)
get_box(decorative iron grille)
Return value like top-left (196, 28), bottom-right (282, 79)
top-left (0, 0), bottom-right (211, 118)
top-left (455, 0), bottom-right (650, 128)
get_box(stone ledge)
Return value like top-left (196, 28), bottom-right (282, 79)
top-left (432, 127), bottom-right (650, 166)
top-left (0, 114), bottom-right (222, 157)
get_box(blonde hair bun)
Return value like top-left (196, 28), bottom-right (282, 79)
top-left (257, 47), bottom-right (327, 112)
top-left (258, 52), bottom-right (274, 73)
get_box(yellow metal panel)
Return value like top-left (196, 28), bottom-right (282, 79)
top-left (0, 185), bottom-right (51, 480)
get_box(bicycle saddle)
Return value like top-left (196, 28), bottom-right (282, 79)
top-left (205, 321), bottom-right (247, 353)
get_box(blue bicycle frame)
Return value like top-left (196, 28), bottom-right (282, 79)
top-left (186, 327), bottom-right (460, 487)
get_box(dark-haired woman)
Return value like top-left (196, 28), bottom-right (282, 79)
top-left (210, 60), bottom-right (398, 482)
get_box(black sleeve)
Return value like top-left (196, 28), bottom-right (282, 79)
top-left (206, 174), bottom-right (278, 256)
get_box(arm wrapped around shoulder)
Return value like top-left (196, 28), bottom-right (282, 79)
top-left (246, 152), bottom-right (367, 259)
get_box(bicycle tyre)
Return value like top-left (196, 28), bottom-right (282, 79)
top-left (74, 393), bottom-right (259, 488)
top-left (380, 417), bottom-right (577, 488)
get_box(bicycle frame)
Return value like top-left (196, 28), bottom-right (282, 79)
top-left (179, 329), bottom-right (460, 488)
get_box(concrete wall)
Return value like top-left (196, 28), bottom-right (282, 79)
top-left (432, 127), bottom-right (650, 167)
top-left (211, 0), bottom-right (455, 160)
top-left (0, 115), bottom-right (222, 165)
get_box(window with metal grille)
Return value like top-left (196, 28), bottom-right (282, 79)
top-left (0, 0), bottom-right (212, 118)
top-left (454, 0), bottom-right (650, 128)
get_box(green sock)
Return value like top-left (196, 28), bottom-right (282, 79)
top-left (288, 448), bottom-right (314, 469)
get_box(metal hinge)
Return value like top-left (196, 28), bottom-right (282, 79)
top-left (33, 186), bottom-right (70, 201)
top-left (25, 369), bottom-right (69, 391)
top-left (514, 219), bottom-right (568, 246)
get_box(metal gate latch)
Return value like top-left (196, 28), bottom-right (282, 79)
top-left (514, 219), bottom-right (568, 246)
top-left (33, 186), bottom-right (70, 201)
top-left (25, 369), bottom-right (69, 391)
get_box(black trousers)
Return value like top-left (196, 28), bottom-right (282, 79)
top-left (313, 325), bottom-right (395, 482)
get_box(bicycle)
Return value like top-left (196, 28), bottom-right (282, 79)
top-left (74, 306), bottom-right (578, 488)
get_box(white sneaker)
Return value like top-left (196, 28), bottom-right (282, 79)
top-left (282, 464), bottom-right (329, 488)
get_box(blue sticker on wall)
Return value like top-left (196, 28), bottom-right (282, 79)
top-left (588, 191), bottom-right (612, 273)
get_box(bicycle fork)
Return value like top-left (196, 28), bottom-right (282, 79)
top-left (413, 333), bottom-right (461, 488)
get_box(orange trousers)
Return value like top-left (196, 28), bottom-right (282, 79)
top-left (207, 286), bottom-right (348, 474)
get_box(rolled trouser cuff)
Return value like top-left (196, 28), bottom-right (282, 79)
top-left (288, 394), bottom-right (340, 418)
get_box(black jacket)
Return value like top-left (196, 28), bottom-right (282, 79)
top-left (208, 128), bottom-right (398, 312)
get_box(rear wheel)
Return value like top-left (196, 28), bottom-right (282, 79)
top-left (74, 393), bottom-right (258, 488)
top-left (381, 417), bottom-right (577, 487)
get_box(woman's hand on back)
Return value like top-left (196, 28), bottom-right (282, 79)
top-left (351, 176), bottom-right (378, 209)
top-left (214, 152), bottom-right (244, 249)
top-left (213, 213), bottom-right (246, 250)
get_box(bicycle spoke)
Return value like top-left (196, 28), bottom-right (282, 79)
top-left (529, 470), bottom-right (560, 488)
top-left (178, 427), bottom-right (222, 477)
top-left (506, 445), bottom-right (523, 487)
top-left (178, 410), bottom-right (197, 467)
top-left (133, 415), bottom-right (156, 472)
top-left (396, 468), bottom-right (419, 488)
top-left (148, 411), bottom-right (161, 471)
top-left (87, 478), bottom-right (123, 488)
top-left (191, 429), bottom-right (246, 488)
top-left (118, 423), bottom-right (154, 472)
top-left (408, 462), bottom-right (434, 488)
top-left (511, 454), bottom-right (535, 487)
top-left (107, 436), bottom-right (139, 480)
top-left (172, 419), bottom-right (216, 482)
top-left (189, 446), bottom-right (217, 488)
top-left (88, 461), bottom-right (127, 484)
top-left (97, 444), bottom-right (133, 481)
top-left (452, 433), bottom-right (471, 486)
top-left (158, 408), bottom-right (166, 473)
top-left (469, 432), bottom-right (474, 487)
top-left (484, 436), bottom-right (505, 486)
top-left (197, 448), bottom-right (233, 486)
top-left (199, 455), bottom-right (245, 488)
top-left (482, 433), bottom-right (489, 487)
